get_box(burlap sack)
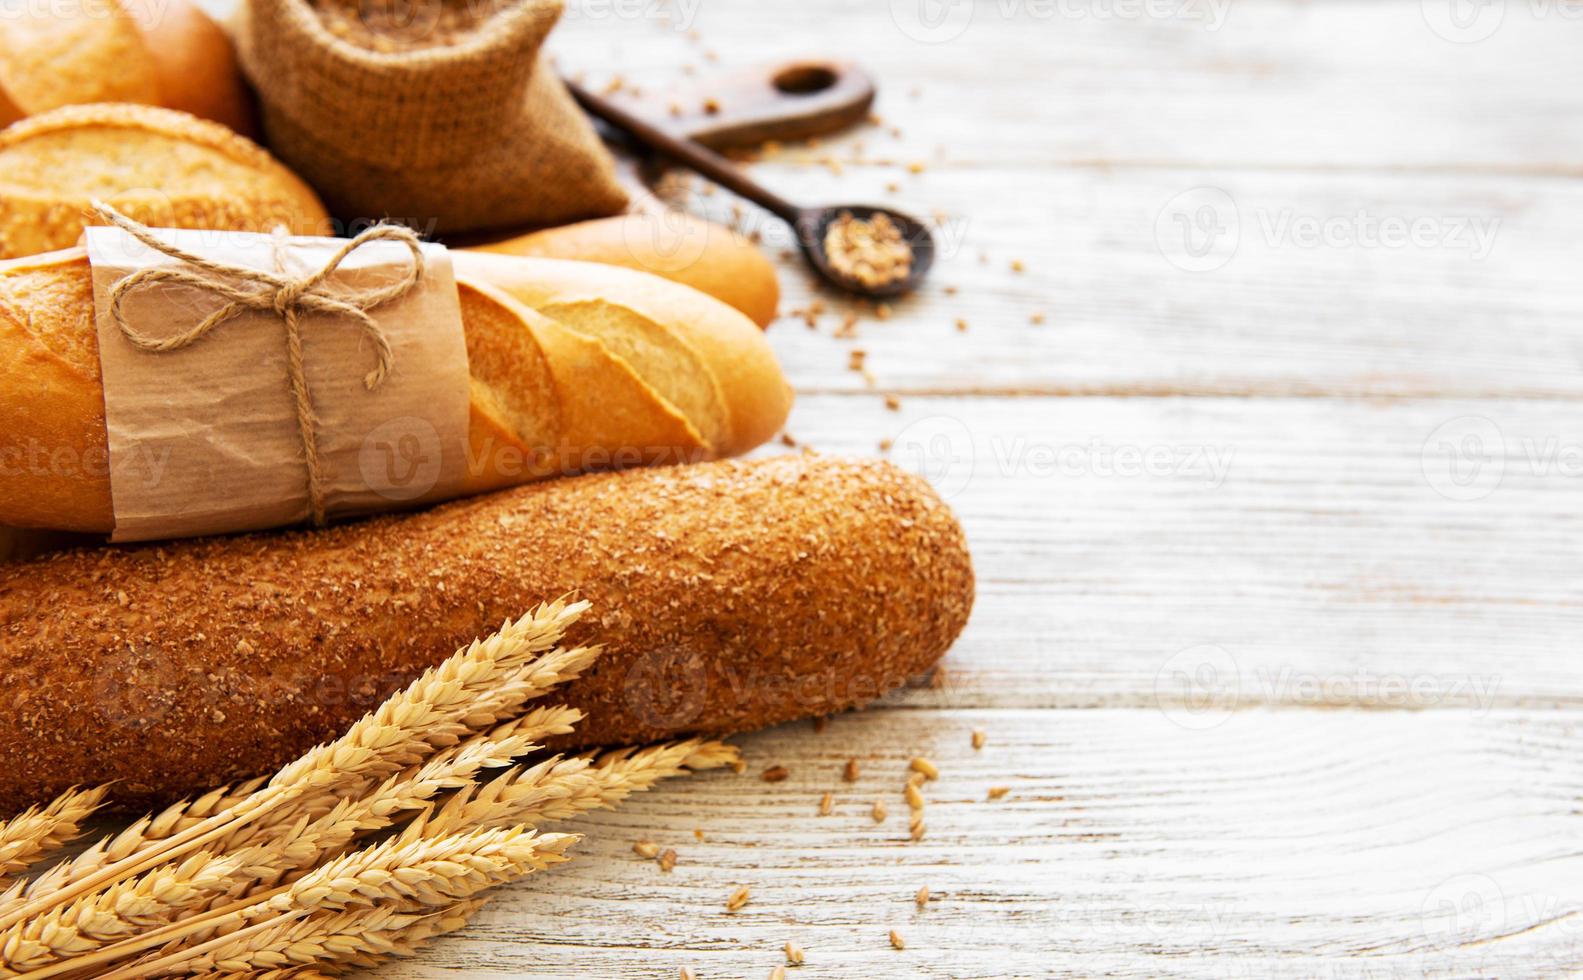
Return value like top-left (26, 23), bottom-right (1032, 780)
top-left (237, 0), bottom-right (627, 235)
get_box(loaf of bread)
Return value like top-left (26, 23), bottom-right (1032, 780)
top-left (0, 0), bottom-right (255, 135)
top-left (471, 212), bottom-right (780, 328)
top-left (0, 104), bottom-right (329, 259)
top-left (0, 245), bottom-right (790, 532)
top-left (0, 455), bottom-right (974, 810)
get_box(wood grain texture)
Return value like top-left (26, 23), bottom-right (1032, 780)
top-left (379, 708), bottom-right (1583, 979)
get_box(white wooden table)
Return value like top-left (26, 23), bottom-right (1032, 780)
top-left (385, 1), bottom-right (1583, 976)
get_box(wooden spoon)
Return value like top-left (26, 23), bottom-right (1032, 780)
top-left (567, 78), bottom-right (934, 298)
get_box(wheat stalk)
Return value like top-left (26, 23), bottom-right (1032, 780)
top-left (100, 829), bottom-right (575, 980)
top-left (8, 778), bottom-right (265, 906)
top-left (2, 699), bottom-right (587, 971)
top-left (422, 738), bottom-right (742, 836)
top-left (0, 600), bottom-right (592, 935)
top-left (0, 786), bottom-right (108, 881)
top-left (0, 851), bottom-right (247, 972)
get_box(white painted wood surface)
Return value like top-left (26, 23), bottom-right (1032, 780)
top-left (206, 0), bottom-right (1583, 975)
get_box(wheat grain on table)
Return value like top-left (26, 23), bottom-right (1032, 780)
top-left (171, 0), bottom-right (1583, 975)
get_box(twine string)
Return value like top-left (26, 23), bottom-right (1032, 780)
top-left (90, 202), bottom-right (426, 526)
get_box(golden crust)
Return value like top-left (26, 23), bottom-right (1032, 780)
top-left (0, 455), bottom-right (975, 811)
top-left (470, 213), bottom-right (781, 328)
top-left (0, 104), bottom-right (331, 258)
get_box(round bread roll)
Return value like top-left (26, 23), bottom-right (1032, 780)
top-left (0, 455), bottom-right (974, 810)
top-left (0, 0), bottom-right (255, 136)
top-left (0, 104), bottom-right (330, 259)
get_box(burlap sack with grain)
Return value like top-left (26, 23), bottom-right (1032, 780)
top-left (237, 0), bottom-right (627, 235)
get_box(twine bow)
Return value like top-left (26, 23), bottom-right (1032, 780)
top-left (91, 202), bottom-right (427, 527)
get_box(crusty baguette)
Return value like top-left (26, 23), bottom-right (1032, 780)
top-left (0, 104), bottom-right (327, 259)
top-left (0, 455), bottom-right (974, 810)
top-left (0, 247), bottom-right (790, 532)
top-left (470, 213), bottom-right (780, 328)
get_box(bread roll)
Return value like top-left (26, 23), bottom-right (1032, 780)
top-left (0, 104), bottom-right (328, 259)
top-left (0, 0), bottom-right (255, 135)
top-left (0, 246), bottom-right (790, 532)
top-left (470, 213), bottom-right (780, 328)
top-left (0, 455), bottom-right (974, 810)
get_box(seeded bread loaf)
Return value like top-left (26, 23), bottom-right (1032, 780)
top-left (0, 455), bottom-right (974, 810)
top-left (0, 104), bottom-right (329, 260)
top-left (0, 246), bottom-right (790, 532)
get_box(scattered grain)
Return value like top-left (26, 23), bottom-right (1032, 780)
top-left (726, 885), bottom-right (751, 912)
top-left (890, 929), bottom-right (906, 950)
top-left (694, 829), bottom-right (706, 842)
top-left (905, 782), bottom-right (925, 810)
top-left (659, 848), bottom-right (677, 873)
top-left (972, 729), bottom-right (986, 750)
top-left (987, 786), bottom-right (1011, 800)
top-left (633, 841), bottom-right (660, 859)
top-left (848, 349), bottom-right (867, 372)
top-left (954, 318), bottom-right (969, 332)
top-left (916, 885), bottom-right (930, 908)
top-left (872, 800), bottom-right (887, 823)
top-left (703, 97), bottom-right (721, 115)
top-left (1011, 259), bottom-right (1025, 273)
top-left (910, 757), bottom-right (939, 781)
top-left (1029, 312), bottom-right (1046, 325)
top-left (770, 967), bottom-right (786, 980)
top-left (875, 303), bottom-right (893, 321)
top-left (884, 395), bottom-right (901, 411)
top-left (907, 161), bottom-right (926, 174)
top-left (818, 792), bottom-right (834, 817)
top-left (785, 940), bottom-right (805, 965)
top-left (762, 766), bottom-right (790, 783)
top-left (843, 759), bottom-right (860, 783)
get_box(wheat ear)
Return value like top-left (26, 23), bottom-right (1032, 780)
top-left (0, 786), bottom-right (109, 880)
top-left (0, 601), bottom-right (591, 934)
top-left (10, 778), bottom-right (265, 905)
top-left (4, 703), bottom-right (586, 971)
top-left (421, 738), bottom-right (742, 836)
top-left (13, 709), bottom-right (588, 975)
top-left (99, 829), bottom-right (576, 980)
top-left (0, 851), bottom-right (247, 972)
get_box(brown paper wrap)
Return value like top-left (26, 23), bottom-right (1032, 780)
top-left (86, 225), bottom-right (471, 542)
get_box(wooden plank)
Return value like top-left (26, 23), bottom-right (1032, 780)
top-left (552, 0), bottom-right (1583, 399)
top-left (559, 0), bottom-right (1583, 174)
top-left (770, 394), bottom-right (1583, 710)
top-left (377, 707), bottom-right (1583, 978)
top-left (686, 165), bottom-right (1583, 398)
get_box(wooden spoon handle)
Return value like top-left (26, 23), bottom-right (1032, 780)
top-left (567, 78), bottom-right (804, 225)
top-left (608, 59), bottom-right (877, 151)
